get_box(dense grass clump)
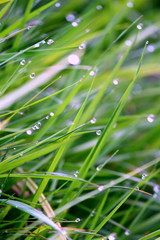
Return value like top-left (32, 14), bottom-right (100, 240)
top-left (0, 0), bottom-right (160, 239)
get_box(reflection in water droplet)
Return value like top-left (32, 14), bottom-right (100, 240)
top-left (96, 5), bottom-right (103, 10)
top-left (74, 171), bottom-right (79, 177)
top-left (47, 39), bottom-right (54, 45)
top-left (30, 73), bottom-right (35, 79)
top-left (26, 129), bottom-right (32, 135)
top-left (113, 79), bottom-right (119, 85)
top-left (142, 173), bottom-right (147, 180)
top-left (126, 2), bottom-right (134, 8)
top-left (96, 130), bottom-right (102, 136)
top-left (68, 54), bottom-right (80, 65)
top-left (89, 70), bottom-right (95, 76)
top-left (147, 114), bottom-right (155, 123)
top-left (125, 229), bottom-right (130, 236)
top-left (20, 59), bottom-right (25, 65)
top-left (75, 218), bottom-right (81, 222)
top-left (90, 117), bottom-right (96, 124)
top-left (137, 23), bottom-right (143, 30)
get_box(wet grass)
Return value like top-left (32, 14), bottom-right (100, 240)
top-left (0, 0), bottom-right (160, 239)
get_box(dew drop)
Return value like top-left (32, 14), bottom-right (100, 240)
top-left (79, 42), bottom-right (87, 50)
top-left (72, 21), bottom-right (78, 27)
top-left (32, 126), bottom-right (36, 130)
top-left (49, 112), bottom-right (54, 117)
top-left (153, 184), bottom-right (160, 193)
top-left (136, 186), bottom-right (139, 190)
top-left (108, 233), bottom-right (116, 240)
top-left (20, 59), bottom-right (25, 65)
top-left (90, 117), bottom-right (96, 124)
top-left (26, 129), bottom-right (32, 135)
top-left (55, 2), bottom-right (61, 7)
top-left (74, 171), bottom-right (79, 177)
top-left (142, 173), bottom-right (147, 180)
top-left (46, 115), bottom-right (49, 119)
top-left (38, 121), bottom-right (41, 126)
top-left (96, 165), bottom-right (101, 171)
top-left (68, 54), bottom-right (80, 65)
top-left (47, 39), bottom-right (54, 45)
top-left (91, 210), bottom-right (95, 216)
top-left (137, 23), bottom-right (143, 30)
top-left (30, 73), bottom-right (35, 79)
top-left (75, 218), bottom-right (81, 222)
top-left (125, 40), bottom-right (132, 46)
top-left (147, 114), bottom-right (155, 123)
top-left (96, 5), bottom-right (103, 10)
top-left (13, 147), bottom-right (16, 150)
top-left (96, 130), bottom-right (102, 136)
top-left (66, 13), bottom-right (75, 22)
top-left (34, 43), bottom-right (40, 48)
top-left (89, 70), bottom-right (95, 76)
top-left (147, 45), bottom-right (155, 53)
top-left (113, 123), bottom-right (117, 128)
top-left (20, 152), bottom-right (23, 156)
top-left (85, 29), bottom-right (90, 33)
top-left (34, 125), bottom-right (39, 130)
top-left (113, 78), bottom-right (119, 85)
top-left (0, 189), bottom-right (2, 197)
top-left (126, 2), bottom-right (134, 8)
top-left (124, 229), bottom-right (130, 236)
top-left (98, 185), bottom-right (104, 191)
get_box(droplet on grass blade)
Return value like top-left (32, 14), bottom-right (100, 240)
top-left (20, 59), bottom-right (25, 65)
top-left (89, 70), bottom-right (95, 76)
top-left (47, 39), bottom-right (54, 45)
top-left (137, 23), bottom-right (143, 30)
top-left (26, 129), bottom-right (32, 135)
top-left (67, 54), bottom-right (80, 65)
top-left (98, 185), bottom-right (104, 191)
top-left (75, 218), bottom-right (81, 222)
top-left (72, 21), bottom-right (78, 27)
top-left (108, 233), bottom-right (116, 240)
top-left (90, 117), bottom-right (96, 124)
top-left (147, 45), bottom-right (155, 52)
top-left (46, 115), bottom-right (49, 119)
top-left (0, 189), bottom-right (2, 197)
top-left (125, 40), bottom-right (132, 46)
top-left (30, 73), bottom-right (35, 79)
top-left (136, 187), bottom-right (139, 190)
top-left (85, 29), bottom-right (90, 33)
top-left (79, 42), bottom-right (87, 50)
top-left (124, 229), bottom-right (130, 236)
top-left (96, 5), bottom-right (103, 10)
top-left (113, 78), bottom-right (119, 85)
top-left (142, 173), bottom-right (147, 180)
top-left (147, 114), bottom-right (155, 123)
top-left (74, 171), bottom-right (79, 177)
top-left (96, 130), bottom-right (102, 136)
top-left (49, 112), bottom-right (54, 117)
top-left (55, 2), bottom-right (61, 7)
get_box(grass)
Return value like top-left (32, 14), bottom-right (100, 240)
top-left (0, 0), bottom-right (160, 239)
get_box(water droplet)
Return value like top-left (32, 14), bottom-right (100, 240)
top-left (46, 115), bottom-right (49, 119)
top-left (91, 210), bottom-right (95, 216)
top-left (136, 186), bottom-right (139, 190)
top-left (68, 54), bottom-right (80, 65)
top-left (113, 123), bottom-right (117, 128)
top-left (96, 165), bottom-right (102, 171)
top-left (76, 18), bottom-right (81, 23)
top-left (89, 70), bottom-right (95, 76)
top-left (126, 2), bottom-right (134, 8)
top-left (13, 147), bottom-right (16, 150)
top-left (147, 45), bottom-right (155, 53)
top-left (96, 130), bottom-right (102, 136)
top-left (108, 233), bottom-right (116, 240)
top-left (96, 5), bottom-right (103, 10)
top-left (137, 23), bottom-right (143, 30)
top-left (20, 152), bottom-right (23, 156)
top-left (49, 112), bottom-right (54, 117)
top-left (40, 40), bottom-right (46, 44)
top-left (20, 59), bottom-right (25, 65)
top-left (125, 40), bottom-right (132, 46)
top-left (142, 173), bottom-right (147, 180)
top-left (85, 29), bottom-right (90, 33)
top-left (98, 185), bottom-right (104, 191)
top-left (90, 117), bottom-right (96, 124)
top-left (153, 184), bottom-right (160, 193)
top-left (47, 39), bottom-right (54, 45)
top-left (79, 42), bottom-right (87, 50)
top-left (75, 218), bottom-right (81, 222)
top-left (124, 229), bottom-right (130, 236)
top-left (147, 114), bottom-right (155, 123)
top-left (55, 2), bottom-right (61, 7)
top-left (72, 21), bottom-right (78, 27)
top-left (113, 78), bottom-right (119, 85)
top-left (34, 125), bottom-right (39, 130)
top-left (66, 13), bottom-right (75, 22)
top-left (26, 129), bottom-right (32, 135)
top-left (34, 43), bottom-right (40, 48)
top-left (30, 73), bottom-right (35, 79)
top-left (38, 121), bottom-right (41, 126)
top-left (74, 171), bottom-right (79, 177)
top-left (0, 189), bottom-right (2, 197)
top-left (32, 126), bottom-right (36, 130)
